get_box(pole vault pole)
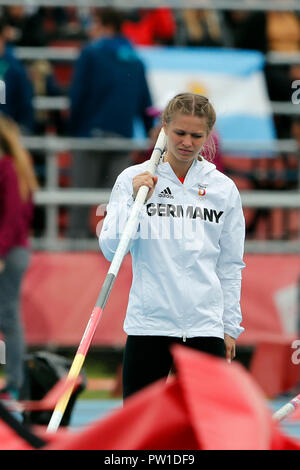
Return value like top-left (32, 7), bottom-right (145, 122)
top-left (47, 128), bottom-right (167, 433)
top-left (272, 392), bottom-right (300, 422)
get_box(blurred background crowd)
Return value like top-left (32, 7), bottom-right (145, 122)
top-left (0, 5), bottom-right (299, 241)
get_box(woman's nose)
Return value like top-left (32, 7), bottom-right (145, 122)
top-left (181, 134), bottom-right (192, 147)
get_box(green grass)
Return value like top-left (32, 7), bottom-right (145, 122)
top-left (0, 348), bottom-right (122, 400)
top-left (82, 358), bottom-right (116, 379)
top-left (79, 389), bottom-right (121, 400)
top-left (0, 349), bottom-right (123, 400)
top-left (61, 348), bottom-right (123, 380)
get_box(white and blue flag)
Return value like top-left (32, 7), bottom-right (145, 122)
top-left (137, 47), bottom-right (276, 154)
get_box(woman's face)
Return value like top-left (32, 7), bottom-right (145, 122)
top-left (163, 112), bottom-right (208, 166)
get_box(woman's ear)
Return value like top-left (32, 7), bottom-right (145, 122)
top-left (162, 121), bottom-right (168, 136)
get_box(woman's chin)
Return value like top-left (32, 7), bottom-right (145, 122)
top-left (176, 152), bottom-right (196, 163)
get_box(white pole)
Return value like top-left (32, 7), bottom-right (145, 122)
top-left (272, 394), bottom-right (300, 422)
top-left (47, 128), bottom-right (166, 433)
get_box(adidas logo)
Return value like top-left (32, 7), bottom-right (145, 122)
top-left (158, 187), bottom-right (174, 199)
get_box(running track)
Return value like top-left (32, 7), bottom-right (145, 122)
top-left (69, 396), bottom-right (300, 440)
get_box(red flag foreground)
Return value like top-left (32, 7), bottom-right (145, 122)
top-left (1, 345), bottom-right (300, 450)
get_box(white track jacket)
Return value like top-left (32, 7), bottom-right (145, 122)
top-left (99, 157), bottom-right (245, 341)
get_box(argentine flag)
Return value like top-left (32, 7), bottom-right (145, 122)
top-left (138, 47), bottom-right (276, 154)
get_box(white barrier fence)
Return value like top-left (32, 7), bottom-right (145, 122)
top-left (35, 188), bottom-right (300, 210)
top-left (17, 46), bottom-right (300, 66)
top-left (32, 184), bottom-right (300, 254)
top-left (20, 134), bottom-right (300, 253)
top-left (31, 95), bottom-right (300, 117)
top-left (31, 237), bottom-right (300, 255)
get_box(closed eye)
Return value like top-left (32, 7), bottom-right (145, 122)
top-left (174, 130), bottom-right (185, 136)
top-left (191, 134), bottom-right (204, 139)
top-left (174, 130), bottom-right (204, 138)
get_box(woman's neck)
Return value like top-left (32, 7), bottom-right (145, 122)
top-left (163, 152), bottom-right (195, 179)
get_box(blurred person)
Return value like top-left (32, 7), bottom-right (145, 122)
top-left (223, 10), bottom-right (300, 237)
top-left (68, 7), bottom-right (154, 238)
top-left (266, 11), bottom-right (300, 106)
top-left (121, 7), bottom-right (176, 46)
top-left (174, 9), bottom-right (231, 47)
top-left (0, 115), bottom-right (39, 401)
top-left (3, 6), bottom-right (80, 46)
top-left (0, 17), bottom-right (34, 133)
top-left (224, 10), bottom-right (300, 103)
top-left (3, 5), bottom-right (49, 47)
top-left (29, 59), bottom-right (65, 135)
top-left (99, 93), bottom-right (245, 399)
top-left (223, 11), bottom-right (266, 51)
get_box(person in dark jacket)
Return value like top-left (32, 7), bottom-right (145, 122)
top-left (68, 7), bottom-right (154, 238)
top-left (0, 18), bottom-right (34, 134)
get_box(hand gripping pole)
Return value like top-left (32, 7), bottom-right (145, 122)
top-left (47, 129), bottom-right (167, 433)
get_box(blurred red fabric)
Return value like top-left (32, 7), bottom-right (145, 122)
top-left (0, 345), bottom-right (300, 450)
top-left (1, 345), bottom-right (300, 449)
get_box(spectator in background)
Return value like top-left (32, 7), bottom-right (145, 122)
top-left (0, 115), bottom-right (39, 401)
top-left (0, 17), bottom-right (34, 134)
top-left (29, 59), bottom-right (65, 135)
top-left (3, 6), bottom-right (49, 47)
top-left (266, 11), bottom-right (300, 106)
top-left (224, 10), bottom-right (300, 238)
top-left (68, 7), bottom-right (154, 238)
top-left (174, 9), bottom-right (231, 47)
top-left (3, 6), bottom-right (85, 46)
top-left (121, 7), bottom-right (176, 46)
top-left (224, 10), bottom-right (300, 105)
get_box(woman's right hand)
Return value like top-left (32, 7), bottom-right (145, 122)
top-left (132, 172), bottom-right (158, 201)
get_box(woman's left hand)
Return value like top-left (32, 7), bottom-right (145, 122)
top-left (224, 334), bottom-right (236, 363)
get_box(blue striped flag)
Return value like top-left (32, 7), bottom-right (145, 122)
top-left (137, 47), bottom-right (276, 154)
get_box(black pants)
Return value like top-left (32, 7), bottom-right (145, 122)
top-left (122, 335), bottom-right (225, 400)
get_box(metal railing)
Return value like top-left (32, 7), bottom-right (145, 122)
top-left (16, 47), bottom-right (300, 65)
top-left (26, 134), bottom-right (300, 253)
top-left (2, 0), bottom-right (300, 11)
top-left (32, 186), bottom-right (300, 254)
top-left (30, 95), bottom-right (300, 117)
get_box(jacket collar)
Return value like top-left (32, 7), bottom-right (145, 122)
top-left (157, 157), bottom-right (216, 187)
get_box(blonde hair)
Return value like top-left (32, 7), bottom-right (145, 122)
top-left (0, 115), bottom-right (39, 201)
top-left (162, 92), bottom-right (217, 161)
